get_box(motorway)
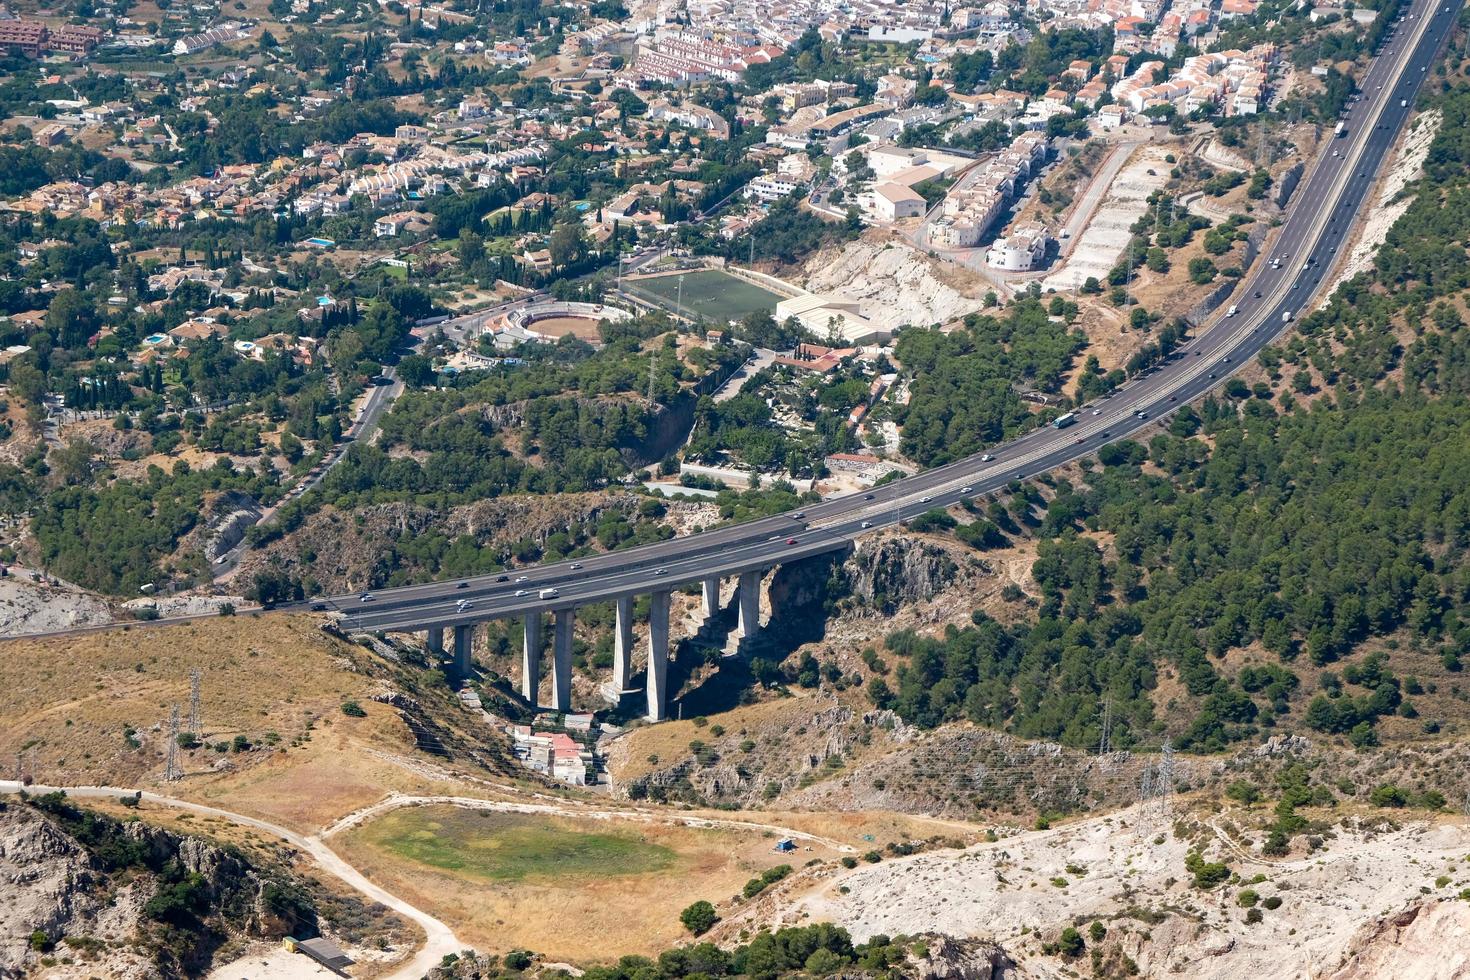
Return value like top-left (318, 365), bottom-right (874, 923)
top-left (16, 0), bottom-right (1435, 646)
top-left (318, 0), bottom-right (1459, 636)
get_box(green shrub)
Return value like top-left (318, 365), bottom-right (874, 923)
top-left (680, 900), bottom-right (718, 935)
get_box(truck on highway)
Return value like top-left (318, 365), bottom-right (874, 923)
top-left (1335, 121), bottom-right (1347, 138)
top-left (1052, 412), bottom-right (1077, 429)
top-left (1283, 310), bottom-right (1293, 322)
top-left (539, 588), bottom-right (559, 599)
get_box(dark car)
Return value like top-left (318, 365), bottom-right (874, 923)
top-left (311, 602), bottom-right (328, 612)
top-left (787, 538), bottom-right (799, 545)
top-left (457, 582), bottom-right (469, 589)
top-left (496, 574), bottom-right (509, 582)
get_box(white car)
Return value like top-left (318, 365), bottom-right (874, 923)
top-left (981, 454), bottom-right (993, 462)
top-left (1091, 409), bottom-right (1102, 415)
top-left (516, 575), bottom-right (529, 583)
top-left (961, 486), bottom-right (973, 494)
top-left (359, 593), bottom-right (373, 602)
top-left (861, 521), bottom-right (873, 529)
top-left (515, 589), bottom-right (528, 597)
top-left (920, 496), bottom-right (932, 503)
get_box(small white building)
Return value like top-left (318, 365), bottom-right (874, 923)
top-left (870, 182), bottom-right (926, 222)
top-left (745, 174), bottom-right (804, 202)
top-left (986, 224), bottom-right (1052, 271)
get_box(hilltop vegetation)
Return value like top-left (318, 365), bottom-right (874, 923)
top-left (859, 79), bottom-right (1470, 754)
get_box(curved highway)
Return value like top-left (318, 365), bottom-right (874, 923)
top-left (314, 0), bottom-right (1459, 634)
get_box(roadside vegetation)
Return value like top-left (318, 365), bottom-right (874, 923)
top-left (865, 77), bottom-right (1470, 754)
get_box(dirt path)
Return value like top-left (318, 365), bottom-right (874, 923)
top-left (321, 791), bottom-right (857, 852)
top-left (0, 780), bottom-right (462, 980)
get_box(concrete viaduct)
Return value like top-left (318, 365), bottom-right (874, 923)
top-left (311, 0), bottom-right (1456, 725)
top-left (415, 565), bottom-right (779, 722)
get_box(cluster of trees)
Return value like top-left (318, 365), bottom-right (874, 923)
top-left (322, 331), bottom-right (722, 510)
top-left (897, 299), bottom-right (1086, 465)
top-left (34, 458), bottom-right (282, 593)
top-left (864, 82), bottom-right (1470, 751)
top-left (727, 198), bottom-right (860, 266)
top-left (574, 923), bottom-right (908, 980)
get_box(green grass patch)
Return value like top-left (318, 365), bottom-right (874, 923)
top-left (624, 269), bottom-right (785, 324)
top-left (351, 806), bottom-right (678, 882)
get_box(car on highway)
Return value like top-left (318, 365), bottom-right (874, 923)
top-left (359, 593), bottom-right (373, 602)
top-left (570, 563), bottom-right (582, 570)
top-left (457, 599), bottom-right (473, 610)
top-left (457, 581), bottom-right (469, 589)
top-left (311, 602), bottom-right (328, 612)
top-left (1136, 411), bottom-right (1148, 419)
top-left (864, 493), bottom-right (874, 500)
top-left (786, 538), bottom-right (799, 545)
top-left (981, 454), bottom-right (993, 461)
top-left (920, 495), bottom-right (932, 503)
top-left (516, 575), bottom-right (529, 583)
top-left (1092, 408), bottom-right (1102, 415)
top-left (515, 589), bottom-right (528, 597)
top-left (497, 574), bottom-right (509, 582)
top-left (1226, 304), bottom-right (1238, 317)
top-left (961, 486), bottom-right (973, 494)
top-left (861, 521), bottom-right (873, 529)
top-left (1075, 436), bottom-right (1085, 444)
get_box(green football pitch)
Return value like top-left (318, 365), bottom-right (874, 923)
top-left (625, 269), bottom-right (785, 324)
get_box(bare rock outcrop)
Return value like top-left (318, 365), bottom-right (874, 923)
top-left (911, 935), bottom-right (1020, 980)
top-left (1329, 901), bottom-right (1470, 980)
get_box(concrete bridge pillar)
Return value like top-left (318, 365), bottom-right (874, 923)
top-left (452, 624), bottom-right (473, 677)
top-left (701, 576), bottom-right (721, 620)
top-left (612, 596), bottom-right (635, 695)
top-left (521, 612), bottom-right (543, 706)
top-left (736, 570), bottom-right (762, 649)
top-left (646, 590), bottom-right (672, 722)
top-left (426, 626), bottom-right (444, 656)
top-left (552, 608), bottom-right (575, 712)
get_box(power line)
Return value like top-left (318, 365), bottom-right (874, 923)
top-left (165, 705), bottom-right (181, 782)
top-left (1097, 697), bottom-right (1113, 757)
top-left (188, 668), bottom-right (202, 738)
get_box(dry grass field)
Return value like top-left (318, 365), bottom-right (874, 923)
top-left (335, 804), bottom-right (817, 961)
top-left (0, 615), bottom-right (513, 831)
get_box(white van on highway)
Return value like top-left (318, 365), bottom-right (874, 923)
top-left (539, 588), bottom-right (559, 599)
top-left (1226, 305), bottom-right (1238, 317)
top-left (1283, 310), bottom-right (1294, 322)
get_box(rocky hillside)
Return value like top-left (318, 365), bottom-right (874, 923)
top-left (761, 803), bottom-right (1470, 980)
top-left (0, 792), bottom-right (407, 978)
top-left (800, 236), bottom-right (989, 333)
top-left (237, 491), bottom-right (713, 595)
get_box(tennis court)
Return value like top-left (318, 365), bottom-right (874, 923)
top-left (624, 269), bottom-right (785, 324)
